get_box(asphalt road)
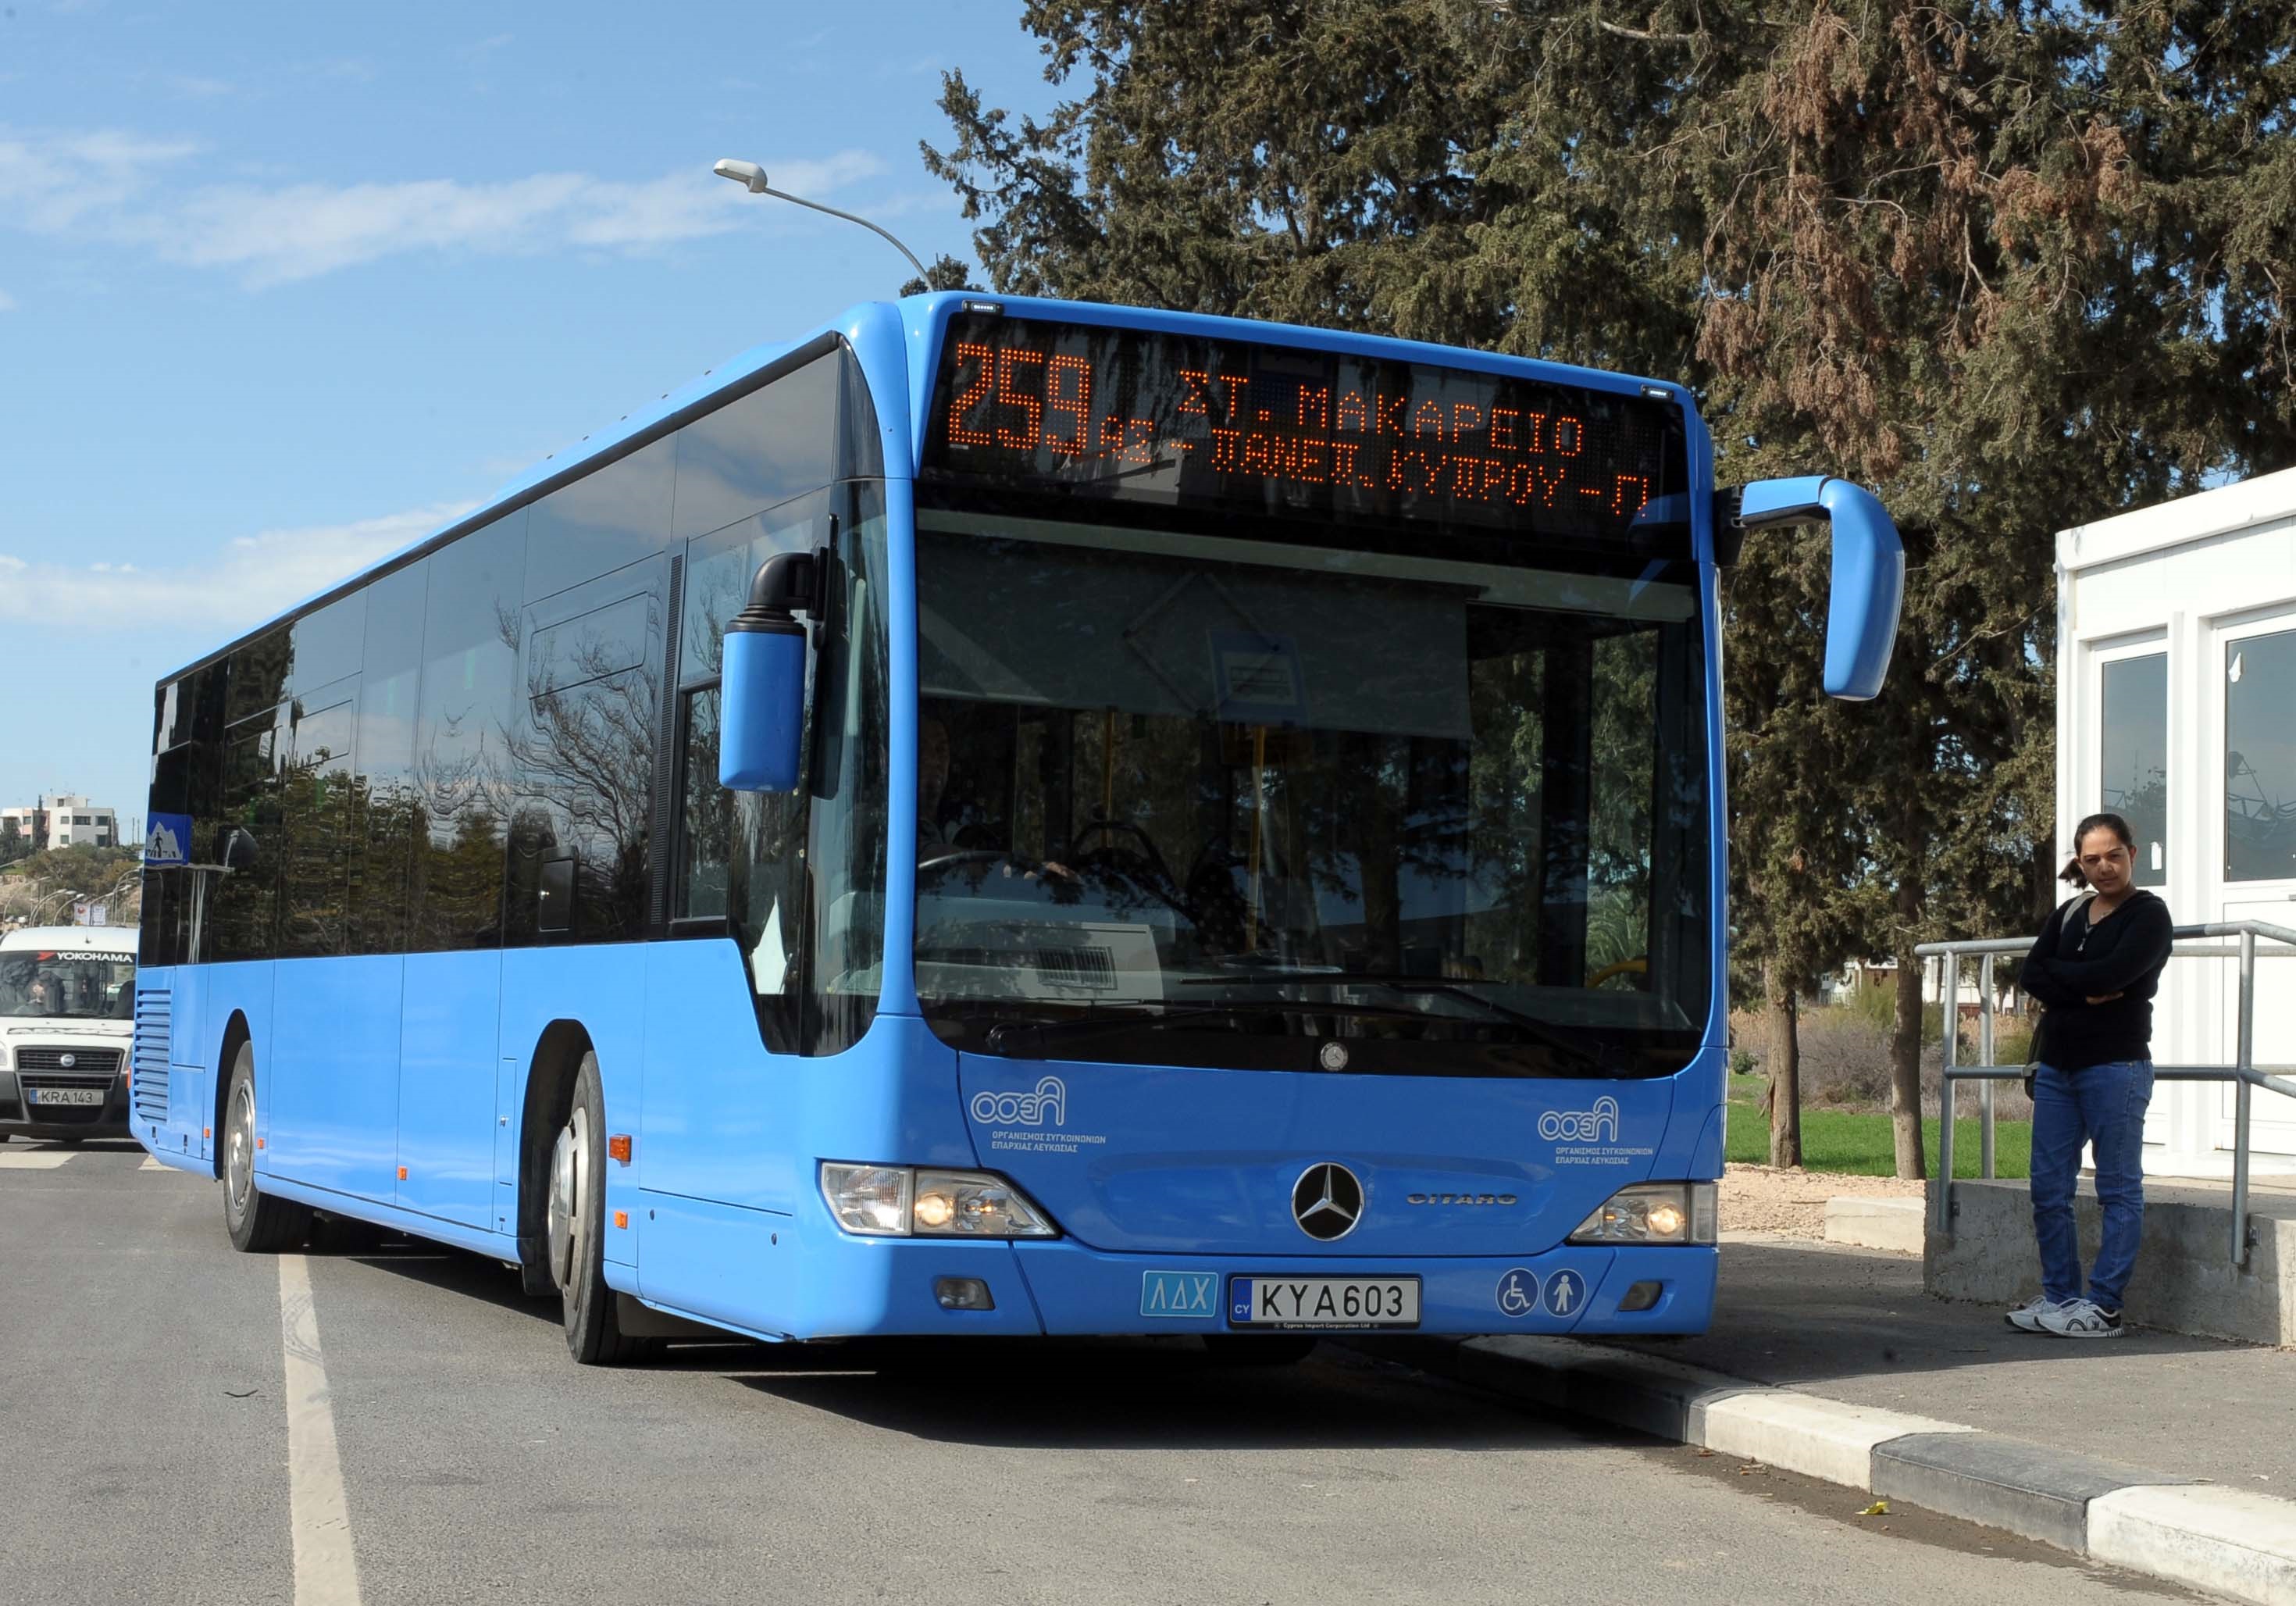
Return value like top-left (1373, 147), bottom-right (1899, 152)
top-left (1, 1141), bottom-right (2209, 1606)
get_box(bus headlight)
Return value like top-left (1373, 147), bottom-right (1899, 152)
top-left (1567, 1182), bottom-right (1717, 1246)
top-left (819, 1164), bottom-right (910, 1235)
top-left (820, 1162), bottom-right (1057, 1239)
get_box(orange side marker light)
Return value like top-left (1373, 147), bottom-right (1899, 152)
top-left (612, 1210), bottom-right (629, 1229)
top-left (257, 1137), bottom-right (266, 1150)
top-left (608, 1133), bottom-right (632, 1165)
top-left (397, 1165), bottom-right (408, 1180)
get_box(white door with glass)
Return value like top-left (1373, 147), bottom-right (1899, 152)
top-left (2215, 619), bottom-right (2296, 1159)
top-left (2095, 646), bottom-right (2175, 1146)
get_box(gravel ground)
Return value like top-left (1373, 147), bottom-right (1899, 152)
top-left (1720, 1162), bottom-right (1926, 1240)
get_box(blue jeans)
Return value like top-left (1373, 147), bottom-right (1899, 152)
top-left (2028, 1059), bottom-right (2154, 1310)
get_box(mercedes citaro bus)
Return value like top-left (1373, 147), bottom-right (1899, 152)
top-left (134, 294), bottom-right (1901, 1362)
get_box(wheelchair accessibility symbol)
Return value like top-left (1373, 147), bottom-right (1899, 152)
top-left (1496, 1268), bottom-right (1539, 1318)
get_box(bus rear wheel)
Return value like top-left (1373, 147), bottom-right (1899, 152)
top-left (550, 1052), bottom-right (646, 1365)
top-left (222, 1044), bottom-right (312, 1253)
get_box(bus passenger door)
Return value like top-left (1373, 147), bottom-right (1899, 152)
top-left (391, 519), bottom-right (525, 1229)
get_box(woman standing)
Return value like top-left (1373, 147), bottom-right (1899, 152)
top-left (2008, 812), bottom-right (2176, 1339)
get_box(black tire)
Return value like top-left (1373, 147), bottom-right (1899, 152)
top-left (1202, 1333), bottom-right (1319, 1366)
top-left (222, 1043), bottom-right (312, 1253)
top-left (551, 1052), bottom-right (646, 1365)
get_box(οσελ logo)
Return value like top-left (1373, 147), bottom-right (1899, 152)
top-left (969, 1076), bottom-right (1066, 1126)
top-left (1538, 1096), bottom-right (1620, 1144)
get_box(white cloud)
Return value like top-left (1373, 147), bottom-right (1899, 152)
top-left (169, 173), bottom-right (595, 284)
top-left (0, 127), bottom-right (888, 287)
top-left (0, 127), bottom-right (203, 234)
top-left (0, 501), bottom-right (472, 627)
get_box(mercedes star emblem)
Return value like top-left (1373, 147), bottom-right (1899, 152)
top-left (1291, 1162), bottom-right (1364, 1241)
top-left (1318, 1041), bottom-right (1349, 1071)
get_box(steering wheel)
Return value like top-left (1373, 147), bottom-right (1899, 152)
top-left (1068, 819), bottom-right (1178, 890)
top-left (1586, 956), bottom-right (1649, 989)
top-left (918, 847), bottom-right (1008, 873)
top-left (918, 850), bottom-right (1083, 894)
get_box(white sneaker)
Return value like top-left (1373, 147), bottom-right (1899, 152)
top-left (2003, 1295), bottom-right (2062, 1333)
top-left (2035, 1297), bottom-right (2124, 1339)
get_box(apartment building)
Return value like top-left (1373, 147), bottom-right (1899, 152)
top-left (1, 795), bottom-right (119, 852)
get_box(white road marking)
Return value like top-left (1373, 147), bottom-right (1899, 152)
top-left (0, 1150), bottom-right (75, 1169)
top-left (279, 1254), bottom-right (365, 1606)
top-left (138, 1156), bottom-right (167, 1172)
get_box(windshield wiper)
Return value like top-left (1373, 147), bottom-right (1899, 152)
top-left (1179, 969), bottom-right (1618, 1076)
top-left (978, 998), bottom-right (1478, 1059)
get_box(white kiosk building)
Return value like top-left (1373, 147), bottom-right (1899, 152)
top-left (2056, 468), bottom-right (2296, 1175)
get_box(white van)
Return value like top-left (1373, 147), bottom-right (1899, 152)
top-left (0, 925), bottom-right (137, 1144)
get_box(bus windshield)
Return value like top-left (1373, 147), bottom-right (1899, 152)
top-left (0, 949), bottom-right (137, 1020)
top-left (912, 510), bottom-right (1712, 1078)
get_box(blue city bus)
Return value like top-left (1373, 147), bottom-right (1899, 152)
top-left (133, 294), bottom-right (1902, 1362)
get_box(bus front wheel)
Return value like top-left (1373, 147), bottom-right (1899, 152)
top-left (551, 1052), bottom-right (646, 1365)
top-left (222, 1044), bottom-right (312, 1253)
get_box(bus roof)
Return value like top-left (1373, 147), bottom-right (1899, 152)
top-left (0, 926), bottom-right (139, 955)
top-left (162, 293), bottom-right (1697, 686)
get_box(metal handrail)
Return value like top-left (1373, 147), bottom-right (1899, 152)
top-left (1916, 919), bottom-right (2296, 1269)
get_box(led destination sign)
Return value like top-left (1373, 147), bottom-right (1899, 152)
top-left (922, 314), bottom-right (1685, 540)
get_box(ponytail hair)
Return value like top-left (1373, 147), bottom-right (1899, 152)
top-left (2060, 811), bottom-right (2137, 888)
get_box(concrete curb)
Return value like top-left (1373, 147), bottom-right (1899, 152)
top-left (1368, 1334), bottom-right (2296, 1604)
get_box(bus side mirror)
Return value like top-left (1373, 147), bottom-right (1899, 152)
top-left (221, 826), bottom-right (260, 872)
top-left (718, 551), bottom-right (819, 794)
top-left (1733, 476), bottom-right (1905, 701)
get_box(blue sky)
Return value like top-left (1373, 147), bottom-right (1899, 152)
top-left (0, 2), bottom-right (1057, 832)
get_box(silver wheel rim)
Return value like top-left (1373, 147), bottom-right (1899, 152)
top-left (226, 1079), bottom-right (255, 1221)
top-left (547, 1105), bottom-right (587, 1289)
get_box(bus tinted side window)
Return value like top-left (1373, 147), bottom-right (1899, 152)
top-left (804, 493), bottom-right (890, 1056)
top-left (412, 513), bottom-right (526, 951)
top-left (507, 569), bottom-right (664, 944)
top-left (206, 713), bottom-right (280, 962)
top-left (675, 496), bottom-right (821, 1047)
top-left (141, 733), bottom-right (193, 967)
top-left (671, 354), bottom-right (840, 542)
top-left (276, 687), bottom-right (358, 958)
top-left (524, 435), bottom-right (676, 608)
top-left (351, 560), bottom-right (428, 955)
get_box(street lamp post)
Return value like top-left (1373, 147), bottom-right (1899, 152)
top-left (711, 159), bottom-right (931, 287)
top-left (29, 887), bottom-right (84, 926)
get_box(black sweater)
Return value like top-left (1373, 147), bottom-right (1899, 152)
top-left (2017, 890), bottom-right (2175, 1072)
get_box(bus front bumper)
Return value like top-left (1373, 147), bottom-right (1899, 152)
top-left (774, 1227), bottom-right (1717, 1339)
top-left (1008, 1240), bottom-right (1716, 1337)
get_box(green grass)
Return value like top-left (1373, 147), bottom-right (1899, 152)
top-left (1724, 1073), bottom-right (2030, 1179)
